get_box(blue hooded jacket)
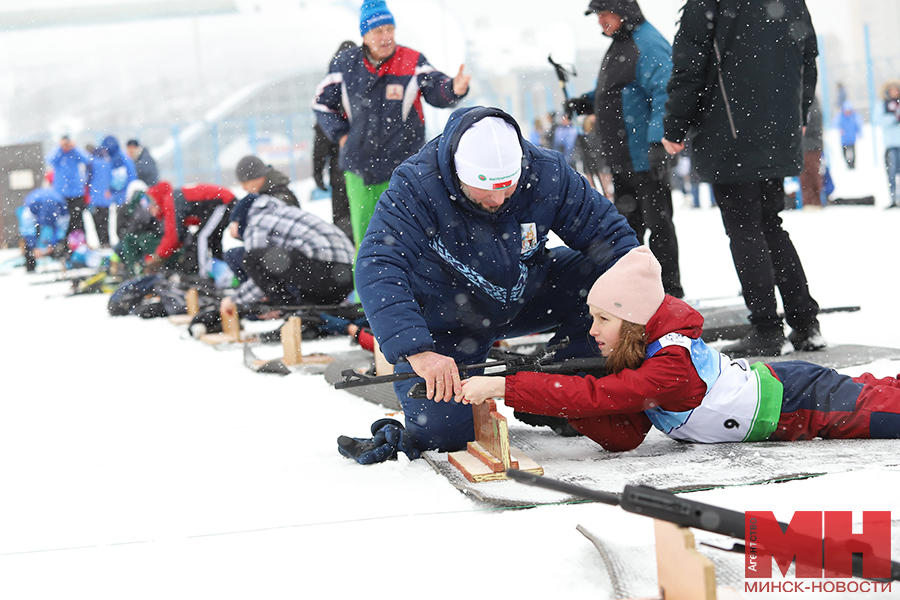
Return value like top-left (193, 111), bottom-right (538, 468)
top-left (87, 150), bottom-right (114, 208)
top-left (47, 144), bottom-right (89, 198)
top-left (100, 136), bottom-right (138, 206)
top-left (24, 187), bottom-right (68, 227)
top-left (355, 106), bottom-right (639, 364)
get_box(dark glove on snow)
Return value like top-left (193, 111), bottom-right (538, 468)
top-left (565, 96), bottom-right (592, 116)
top-left (648, 142), bottom-right (673, 182)
top-left (317, 312), bottom-right (350, 336)
top-left (337, 418), bottom-right (420, 465)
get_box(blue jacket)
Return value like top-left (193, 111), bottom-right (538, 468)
top-left (313, 45), bottom-right (466, 185)
top-left (47, 145), bottom-right (89, 198)
top-left (24, 188), bottom-right (68, 227)
top-left (87, 153), bottom-right (114, 208)
top-left (835, 104), bottom-right (863, 146)
top-left (100, 136), bottom-right (137, 206)
top-left (878, 97), bottom-right (900, 150)
top-left (356, 106), bottom-right (639, 364)
top-left (585, 18), bottom-right (672, 173)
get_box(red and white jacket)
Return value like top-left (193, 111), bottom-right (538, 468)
top-left (313, 45), bottom-right (466, 185)
top-left (505, 296), bottom-right (708, 451)
top-left (148, 182), bottom-right (234, 259)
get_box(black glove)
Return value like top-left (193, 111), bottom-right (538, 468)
top-left (648, 142), bottom-right (673, 182)
top-left (337, 418), bottom-right (420, 465)
top-left (565, 96), bottom-right (592, 116)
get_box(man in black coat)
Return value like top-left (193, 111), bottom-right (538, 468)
top-left (126, 139), bottom-right (159, 186)
top-left (662, 0), bottom-right (824, 357)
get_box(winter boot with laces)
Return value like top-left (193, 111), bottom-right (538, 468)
top-left (788, 322), bottom-right (827, 352)
top-left (721, 326), bottom-right (786, 358)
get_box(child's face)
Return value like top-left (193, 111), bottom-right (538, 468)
top-left (588, 306), bottom-right (624, 357)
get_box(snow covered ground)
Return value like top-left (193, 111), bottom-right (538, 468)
top-left (2, 134), bottom-right (899, 599)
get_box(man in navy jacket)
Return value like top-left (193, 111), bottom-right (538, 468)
top-left (313, 0), bottom-right (469, 247)
top-left (353, 106), bottom-right (639, 455)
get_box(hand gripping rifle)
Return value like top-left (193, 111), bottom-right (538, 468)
top-left (506, 470), bottom-right (900, 583)
top-left (333, 337), bottom-right (607, 399)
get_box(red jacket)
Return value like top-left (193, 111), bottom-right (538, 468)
top-left (504, 295), bottom-right (708, 451)
top-left (148, 182), bottom-right (234, 259)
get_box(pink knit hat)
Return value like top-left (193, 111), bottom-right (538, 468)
top-left (587, 247), bottom-right (665, 325)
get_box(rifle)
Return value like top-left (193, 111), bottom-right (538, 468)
top-left (506, 470), bottom-right (900, 582)
top-left (236, 302), bottom-right (364, 320)
top-left (333, 337), bottom-right (607, 399)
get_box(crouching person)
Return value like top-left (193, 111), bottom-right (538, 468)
top-left (145, 181), bottom-right (235, 276)
top-left (219, 193), bottom-right (355, 319)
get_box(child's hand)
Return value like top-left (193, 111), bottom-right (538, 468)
top-left (455, 376), bottom-right (505, 405)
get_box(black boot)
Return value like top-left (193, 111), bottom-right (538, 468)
top-left (721, 326), bottom-right (786, 358)
top-left (513, 411), bottom-right (582, 437)
top-left (788, 321), bottom-right (826, 352)
top-left (24, 248), bottom-right (36, 272)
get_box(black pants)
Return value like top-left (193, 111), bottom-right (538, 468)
top-left (329, 155), bottom-right (353, 242)
top-left (242, 247), bottom-right (354, 306)
top-left (712, 178), bottom-right (819, 331)
top-left (64, 195), bottom-right (86, 240)
top-left (92, 206), bottom-right (110, 247)
top-left (174, 194), bottom-right (231, 274)
top-left (612, 171), bottom-right (683, 297)
top-left (842, 144), bottom-right (856, 169)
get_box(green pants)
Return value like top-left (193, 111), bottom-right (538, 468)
top-left (344, 171), bottom-right (390, 248)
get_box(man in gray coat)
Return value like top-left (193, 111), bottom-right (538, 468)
top-left (662, 0), bottom-right (824, 357)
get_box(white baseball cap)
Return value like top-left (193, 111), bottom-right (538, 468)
top-left (454, 117), bottom-right (523, 190)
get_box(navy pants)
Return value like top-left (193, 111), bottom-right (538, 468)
top-left (769, 361), bottom-right (900, 440)
top-left (395, 247), bottom-right (611, 452)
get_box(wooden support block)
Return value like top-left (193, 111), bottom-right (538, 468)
top-left (200, 307), bottom-right (242, 345)
top-left (221, 306), bottom-right (240, 341)
top-left (448, 446), bottom-right (542, 483)
top-left (185, 288), bottom-right (200, 317)
top-left (447, 399), bottom-right (542, 483)
top-left (653, 520), bottom-right (717, 600)
top-left (472, 401), bottom-right (513, 469)
top-left (281, 316), bottom-right (303, 366)
top-left (465, 440), bottom-right (518, 473)
top-left (373, 340), bottom-right (394, 376)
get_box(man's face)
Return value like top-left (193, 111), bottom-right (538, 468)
top-left (597, 11), bottom-right (623, 36)
top-left (363, 24), bottom-right (395, 62)
top-left (60, 137), bottom-right (74, 151)
top-left (241, 176), bottom-right (265, 194)
top-left (460, 181), bottom-right (518, 214)
top-left (126, 145), bottom-right (139, 160)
